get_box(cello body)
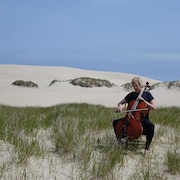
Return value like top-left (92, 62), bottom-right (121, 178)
top-left (114, 100), bottom-right (148, 141)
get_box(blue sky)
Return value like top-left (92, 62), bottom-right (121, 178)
top-left (0, 0), bottom-right (180, 81)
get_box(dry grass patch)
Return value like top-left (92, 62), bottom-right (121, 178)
top-left (0, 104), bottom-right (179, 179)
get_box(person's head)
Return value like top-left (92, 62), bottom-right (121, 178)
top-left (131, 77), bottom-right (143, 93)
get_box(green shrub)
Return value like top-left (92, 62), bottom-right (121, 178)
top-left (70, 77), bottom-right (115, 87)
top-left (12, 80), bottom-right (38, 88)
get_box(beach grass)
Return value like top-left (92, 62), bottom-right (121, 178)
top-left (0, 104), bottom-right (179, 179)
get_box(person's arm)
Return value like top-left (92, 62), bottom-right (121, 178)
top-left (117, 98), bottom-right (127, 112)
top-left (139, 97), bottom-right (156, 110)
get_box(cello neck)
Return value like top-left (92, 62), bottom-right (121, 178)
top-left (131, 94), bottom-right (140, 110)
top-left (131, 82), bottom-right (149, 110)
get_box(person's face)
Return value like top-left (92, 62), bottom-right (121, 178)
top-left (132, 82), bottom-right (141, 93)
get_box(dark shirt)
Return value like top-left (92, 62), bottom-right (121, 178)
top-left (125, 91), bottom-right (154, 119)
top-left (125, 91), bottom-right (154, 103)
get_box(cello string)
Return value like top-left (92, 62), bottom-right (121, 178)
top-left (130, 82), bottom-right (149, 111)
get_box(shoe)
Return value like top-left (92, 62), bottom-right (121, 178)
top-left (120, 137), bottom-right (128, 144)
top-left (144, 149), bottom-right (149, 155)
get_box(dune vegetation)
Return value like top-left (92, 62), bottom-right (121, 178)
top-left (0, 104), bottom-right (179, 179)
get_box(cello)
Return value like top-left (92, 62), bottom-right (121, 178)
top-left (114, 82), bottom-right (150, 141)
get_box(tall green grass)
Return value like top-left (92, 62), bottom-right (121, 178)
top-left (0, 104), bottom-right (179, 179)
top-left (150, 106), bottom-right (180, 128)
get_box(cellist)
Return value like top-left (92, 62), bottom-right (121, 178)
top-left (113, 77), bottom-right (156, 154)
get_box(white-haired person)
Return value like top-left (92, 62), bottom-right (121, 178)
top-left (113, 77), bottom-right (156, 154)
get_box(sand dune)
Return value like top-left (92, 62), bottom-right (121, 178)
top-left (0, 64), bottom-right (179, 107)
top-left (0, 64), bottom-right (179, 180)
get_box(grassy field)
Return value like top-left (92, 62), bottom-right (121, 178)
top-left (0, 104), bottom-right (179, 179)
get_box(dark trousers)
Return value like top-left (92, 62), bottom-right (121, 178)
top-left (141, 118), bottom-right (155, 150)
top-left (113, 118), bottom-right (155, 150)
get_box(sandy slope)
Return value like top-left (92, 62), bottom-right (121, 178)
top-left (0, 64), bottom-right (179, 107)
top-left (0, 65), bottom-right (179, 179)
